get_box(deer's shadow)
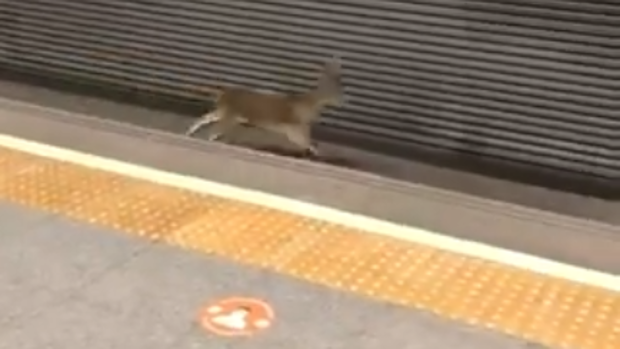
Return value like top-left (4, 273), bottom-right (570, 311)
top-left (253, 145), bottom-right (359, 168)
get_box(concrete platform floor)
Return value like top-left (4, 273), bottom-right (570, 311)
top-left (0, 79), bottom-right (616, 224)
top-left (0, 92), bottom-right (618, 349)
top-left (0, 201), bottom-right (547, 349)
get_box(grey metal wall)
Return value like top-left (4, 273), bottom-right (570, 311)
top-left (0, 0), bottom-right (617, 178)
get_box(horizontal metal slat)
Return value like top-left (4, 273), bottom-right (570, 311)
top-left (2, 0), bottom-right (617, 178)
top-left (151, 1), bottom-right (618, 77)
top-left (26, 0), bottom-right (615, 92)
top-left (6, 13), bottom-right (615, 119)
top-left (4, 8), bottom-right (616, 141)
top-left (203, 0), bottom-right (617, 47)
top-left (1, 46), bottom-right (138, 82)
top-left (7, 26), bottom-right (617, 141)
top-left (7, 43), bottom-right (614, 171)
top-left (0, 58), bottom-right (193, 99)
top-left (6, 1), bottom-right (616, 114)
top-left (342, 98), bottom-right (615, 155)
top-left (470, 0), bottom-right (619, 14)
top-left (283, 0), bottom-right (618, 37)
top-left (459, 1), bottom-right (617, 32)
top-left (8, 2), bottom-right (616, 102)
top-left (162, 0), bottom-right (618, 63)
top-left (324, 118), bottom-right (618, 178)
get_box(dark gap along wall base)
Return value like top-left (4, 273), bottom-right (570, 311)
top-left (0, 1), bottom-right (617, 194)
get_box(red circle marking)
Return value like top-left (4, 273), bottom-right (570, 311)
top-left (198, 297), bottom-right (275, 337)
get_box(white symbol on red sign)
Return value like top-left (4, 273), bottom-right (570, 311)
top-left (198, 297), bottom-right (275, 337)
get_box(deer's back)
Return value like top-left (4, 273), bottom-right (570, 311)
top-left (217, 88), bottom-right (315, 124)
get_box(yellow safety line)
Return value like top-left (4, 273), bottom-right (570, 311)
top-left (0, 134), bottom-right (617, 291)
top-left (0, 134), bottom-right (618, 349)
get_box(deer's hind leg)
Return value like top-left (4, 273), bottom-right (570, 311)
top-left (185, 110), bottom-right (222, 136)
top-left (204, 114), bottom-right (239, 141)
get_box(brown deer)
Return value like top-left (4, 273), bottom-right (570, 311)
top-left (185, 57), bottom-right (343, 156)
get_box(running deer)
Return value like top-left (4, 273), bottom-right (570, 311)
top-left (185, 57), bottom-right (343, 156)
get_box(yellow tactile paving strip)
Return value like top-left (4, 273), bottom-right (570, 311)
top-left (0, 146), bottom-right (618, 349)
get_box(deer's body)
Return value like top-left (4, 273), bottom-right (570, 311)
top-left (185, 57), bottom-right (343, 155)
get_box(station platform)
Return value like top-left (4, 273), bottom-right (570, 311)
top-left (0, 97), bottom-right (618, 349)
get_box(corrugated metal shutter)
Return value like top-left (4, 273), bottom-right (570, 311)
top-left (0, 0), bottom-right (617, 179)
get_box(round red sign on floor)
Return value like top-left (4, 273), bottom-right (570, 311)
top-left (198, 297), bottom-right (275, 337)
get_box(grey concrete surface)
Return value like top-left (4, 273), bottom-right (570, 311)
top-left (0, 201), bottom-right (549, 349)
top-left (1, 95), bottom-right (619, 275)
top-left (0, 79), bottom-right (616, 225)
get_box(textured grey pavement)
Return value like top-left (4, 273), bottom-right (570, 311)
top-left (0, 201), bottom-right (547, 349)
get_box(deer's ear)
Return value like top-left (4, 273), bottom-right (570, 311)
top-left (325, 55), bottom-right (342, 72)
